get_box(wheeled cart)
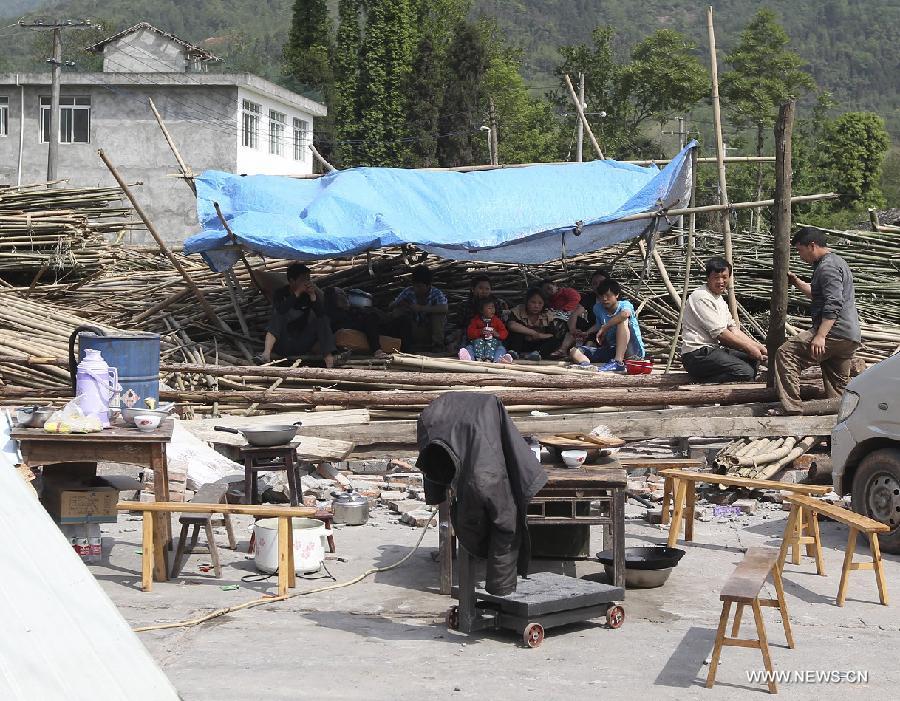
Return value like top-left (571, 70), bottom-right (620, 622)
top-left (446, 548), bottom-right (625, 647)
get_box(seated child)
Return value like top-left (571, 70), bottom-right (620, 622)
top-left (458, 297), bottom-right (513, 364)
top-left (569, 279), bottom-right (645, 372)
top-left (548, 286), bottom-right (586, 356)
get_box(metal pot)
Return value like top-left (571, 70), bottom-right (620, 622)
top-left (332, 491), bottom-right (369, 525)
top-left (596, 546), bottom-right (685, 589)
top-left (347, 289), bottom-right (373, 308)
top-left (214, 422), bottom-right (301, 447)
top-left (15, 406), bottom-right (54, 428)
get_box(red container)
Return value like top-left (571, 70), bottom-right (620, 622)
top-left (625, 359), bottom-right (653, 375)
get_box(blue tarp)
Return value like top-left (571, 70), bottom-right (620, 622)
top-left (184, 142), bottom-right (696, 271)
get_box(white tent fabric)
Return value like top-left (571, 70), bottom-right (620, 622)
top-left (0, 411), bottom-right (179, 701)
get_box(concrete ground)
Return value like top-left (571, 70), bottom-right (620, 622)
top-left (90, 500), bottom-right (899, 700)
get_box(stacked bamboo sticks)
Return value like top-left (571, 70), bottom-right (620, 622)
top-left (0, 183), bottom-right (136, 282)
top-left (2, 214), bottom-right (897, 414)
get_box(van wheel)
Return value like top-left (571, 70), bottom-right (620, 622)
top-left (851, 448), bottom-right (900, 554)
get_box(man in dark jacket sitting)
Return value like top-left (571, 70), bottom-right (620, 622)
top-left (261, 263), bottom-right (337, 367)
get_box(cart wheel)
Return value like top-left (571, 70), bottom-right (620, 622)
top-left (446, 606), bottom-right (460, 631)
top-left (606, 605), bottom-right (625, 629)
top-left (523, 623), bottom-right (545, 648)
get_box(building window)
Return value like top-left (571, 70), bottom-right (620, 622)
top-left (241, 99), bottom-right (260, 149)
top-left (269, 109), bottom-right (285, 156)
top-left (293, 117), bottom-right (309, 161)
top-left (40, 96), bottom-right (91, 144)
top-left (0, 96), bottom-right (8, 137)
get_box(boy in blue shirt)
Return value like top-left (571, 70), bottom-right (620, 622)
top-left (568, 280), bottom-right (645, 372)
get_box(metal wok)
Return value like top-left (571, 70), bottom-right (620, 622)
top-left (213, 422), bottom-right (301, 447)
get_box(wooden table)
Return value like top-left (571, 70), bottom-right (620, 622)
top-left (13, 419), bottom-right (175, 582)
top-left (439, 460), bottom-right (627, 594)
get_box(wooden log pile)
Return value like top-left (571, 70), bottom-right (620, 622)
top-left (0, 183), bottom-right (137, 283)
top-left (715, 436), bottom-right (819, 480)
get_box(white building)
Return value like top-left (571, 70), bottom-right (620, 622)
top-left (0, 22), bottom-right (327, 243)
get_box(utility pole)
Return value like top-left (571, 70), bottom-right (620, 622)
top-left (488, 97), bottom-right (499, 166)
top-left (576, 73), bottom-right (585, 162)
top-left (480, 125), bottom-right (492, 165)
top-left (19, 19), bottom-right (94, 186)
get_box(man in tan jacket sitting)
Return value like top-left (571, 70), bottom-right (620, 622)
top-left (680, 256), bottom-right (767, 382)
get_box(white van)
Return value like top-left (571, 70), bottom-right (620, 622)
top-left (832, 353), bottom-right (900, 553)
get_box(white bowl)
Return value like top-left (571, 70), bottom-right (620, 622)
top-left (561, 449), bottom-right (588, 467)
top-left (133, 414), bottom-right (162, 432)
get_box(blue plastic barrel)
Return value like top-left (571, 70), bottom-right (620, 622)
top-left (75, 331), bottom-right (161, 403)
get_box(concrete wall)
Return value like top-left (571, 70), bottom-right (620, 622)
top-left (235, 86), bottom-right (316, 176)
top-left (103, 29), bottom-right (188, 73)
top-left (0, 82), bottom-right (239, 245)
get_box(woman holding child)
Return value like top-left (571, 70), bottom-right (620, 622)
top-left (505, 287), bottom-right (565, 360)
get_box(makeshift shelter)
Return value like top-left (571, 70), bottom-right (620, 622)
top-left (183, 143), bottom-right (696, 270)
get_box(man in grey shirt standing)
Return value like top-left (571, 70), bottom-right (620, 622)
top-left (775, 227), bottom-right (861, 414)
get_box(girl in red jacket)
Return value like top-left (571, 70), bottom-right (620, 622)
top-left (458, 298), bottom-right (513, 363)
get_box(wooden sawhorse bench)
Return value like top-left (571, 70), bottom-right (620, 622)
top-left (707, 547), bottom-right (793, 694)
top-left (658, 470), bottom-right (831, 548)
top-left (117, 501), bottom-right (315, 596)
top-left (779, 493), bottom-right (890, 606)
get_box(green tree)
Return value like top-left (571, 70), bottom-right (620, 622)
top-left (794, 111), bottom-right (890, 227)
top-left (720, 9), bottom-right (815, 226)
top-left (282, 0), bottom-right (333, 98)
top-left (881, 147), bottom-right (900, 208)
top-left (818, 112), bottom-right (890, 210)
top-left (619, 30), bottom-right (709, 133)
top-left (400, 0), bottom-right (471, 167)
top-left (438, 21), bottom-right (490, 167)
top-left (483, 38), bottom-right (561, 164)
top-left (555, 26), bottom-right (708, 159)
top-left (356, 0), bottom-right (414, 166)
top-left (404, 35), bottom-right (444, 166)
top-left (333, 0), bottom-right (362, 166)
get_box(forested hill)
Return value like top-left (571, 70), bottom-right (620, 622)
top-left (2, 0), bottom-right (897, 132)
top-left (478, 0), bottom-right (898, 128)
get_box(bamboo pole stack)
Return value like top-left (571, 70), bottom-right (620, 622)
top-left (1, 183), bottom-right (897, 415)
top-left (0, 183), bottom-right (136, 281)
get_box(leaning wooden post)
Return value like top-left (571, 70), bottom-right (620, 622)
top-left (213, 201), bottom-right (263, 294)
top-left (564, 74), bottom-right (604, 159)
top-left (706, 6), bottom-right (737, 321)
top-left (148, 98), bottom-right (195, 195)
top-left (767, 100), bottom-right (796, 381)
top-left (666, 146), bottom-right (699, 373)
top-left (309, 144), bottom-right (336, 173)
top-left (97, 149), bottom-right (254, 362)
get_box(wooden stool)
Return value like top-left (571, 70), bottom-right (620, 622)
top-left (777, 498), bottom-right (825, 575)
top-left (779, 493), bottom-right (890, 606)
top-left (170, 483), bottom-right (237, 579)
top-left (240, 444), bottom-right (300, 506)
top-left (120, 501), bottom-right (314, 595)
top-left (707, 547), bottom-right (793, 694)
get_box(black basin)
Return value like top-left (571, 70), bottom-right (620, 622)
top-left (596, 546), bottom-right (686, 570)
